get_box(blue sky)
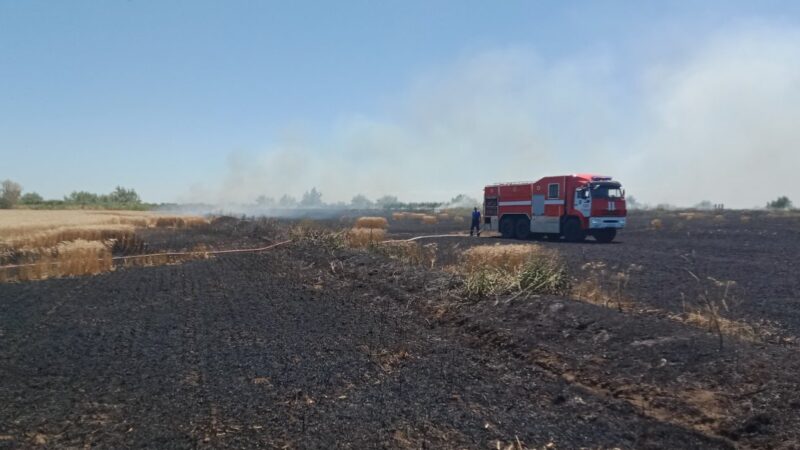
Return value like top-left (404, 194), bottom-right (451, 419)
top-left (2, 1), bottom-right (800, 207)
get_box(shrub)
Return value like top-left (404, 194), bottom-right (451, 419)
top-left (767, 196), bottom-right (793, 210)
top-left (0, 180), bottom-right (22, 209)
top-left (20, 192), bottom-right (44, 205)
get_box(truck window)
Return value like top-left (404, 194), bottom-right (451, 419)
top-left (547, 183), bottom-right (559, 199)
top-left (591, 184), bottom-right (623, 199)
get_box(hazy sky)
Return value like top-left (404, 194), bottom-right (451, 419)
top-left (2, 1), bottom-right (800, 207)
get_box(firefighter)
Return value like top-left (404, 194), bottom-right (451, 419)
top-left (470, 207), bottom-right (481, 236)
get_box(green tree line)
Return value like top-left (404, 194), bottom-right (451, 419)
top-left (0, 180), bottom-right (148, 210)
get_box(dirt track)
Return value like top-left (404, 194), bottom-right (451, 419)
top-left (1, 211), bottom-right (799, 448)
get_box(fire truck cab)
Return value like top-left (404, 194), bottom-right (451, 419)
top-left (483, 174), bottom-right (626, 243)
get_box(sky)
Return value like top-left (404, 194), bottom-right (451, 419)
top-left (2, 1), bottom-right (800, 208)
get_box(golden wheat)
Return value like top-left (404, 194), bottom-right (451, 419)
top-left (3, 239), bottom-right (113, 282)
top-left (0, 210), bottom-right (209, 282)
top-left (0, 210), bottom-right (207, 247)
top-left (355, 216), bottom-right (389, 229)
top-left (346, 228), bottom-right (386, 247)
top-left (421, 215), bottom-right (438, 224)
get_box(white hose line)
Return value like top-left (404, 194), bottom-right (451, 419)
top-left (111, 239), bottom-right (292, 260)
top-left (380, 233), bottom-right (472, 244)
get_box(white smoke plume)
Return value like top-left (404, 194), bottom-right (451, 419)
top-left (186, 23), bottom-right (800, 210)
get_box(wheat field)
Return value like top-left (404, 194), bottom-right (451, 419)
top-left (0, 210), bottom-right (208, 282)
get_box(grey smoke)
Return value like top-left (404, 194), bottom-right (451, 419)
top-left (185, 23), bottom-right (800, 210)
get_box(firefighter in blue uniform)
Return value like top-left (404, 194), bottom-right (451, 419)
top-left (470, 207), bottom-right (481, 236)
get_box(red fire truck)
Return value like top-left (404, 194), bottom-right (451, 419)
top-left (483, 174), bottom-right (626, 243)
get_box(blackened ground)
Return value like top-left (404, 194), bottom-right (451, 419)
top-left (1, 211), bottom-right (799, 448)
top-left (417, 210), bottom-right (800, 339)
top-left (3, 245), bottom-right (725, 449)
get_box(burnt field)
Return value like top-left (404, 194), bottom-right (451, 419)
top-left (1, 210), bottom-right (799, 448)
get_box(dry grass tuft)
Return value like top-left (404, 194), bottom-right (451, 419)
top-left (678, 212), bottom-right (696, 220)
top-left (408, 213), bottom-right (426, 220)
top-left (458, 244), bottom-right (569, 298)
top-left (453, 215), bottom-right (465, 223)
top-left (376, 241), bottom-right (437, 268)
top-left (650, 218), bottom-right (663, 230)
top-left (346, 228), bottom-right (386, 248)
top-left (740, 214), bottom-right (752, 223)
top-left (713, 214), bottom-right (725, 222)
top-left (355, 216), bottom-right (389, 229)
top-left (437, 213), bottom-right (450, 220)
top-left (572, 262), bottom-right (642, 311)
top-left (461, 244), bottom-right (547, 273)
top-left (680, 311), bottom-right (758, 342)
top-left (421, 215), bottom-right (439, 224)
top-left (391, 212), bottom-right (408, 221)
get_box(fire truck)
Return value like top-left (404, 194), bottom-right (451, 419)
top-left (483, 174), bottom-right (626, 243)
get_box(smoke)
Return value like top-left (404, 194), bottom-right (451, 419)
top-left (622, 24), bottom-right (800, 208)
top-left (187, 22), bottom-right (800, 209)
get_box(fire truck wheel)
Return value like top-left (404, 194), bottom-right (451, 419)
top-left (563, 219), bottom-right (586, 242)
top-left (500, 218), bottom-right (515, 239)
top-left (593, 229), bottom-right (617, 243)
top-left (514, 218), bottom-right (530, 240)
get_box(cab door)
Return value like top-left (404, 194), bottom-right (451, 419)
top-left (574, 188), bottom-right (591, 219)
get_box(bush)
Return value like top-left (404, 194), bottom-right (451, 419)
top-left (767, 196), bottom-right (793, 210)
top-left (20, 192), bottom-right (44, 204)
top-left (0, 179), bottom-right (22, 209)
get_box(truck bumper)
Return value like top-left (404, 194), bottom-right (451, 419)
top-left (589, 217), bottom-right (626, 229)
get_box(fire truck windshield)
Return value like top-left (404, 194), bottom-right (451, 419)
top-left (590, 183), bottom-right (623, 199)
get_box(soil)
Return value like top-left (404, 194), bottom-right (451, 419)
top-left (1, 210), bottom-right (799, 448)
